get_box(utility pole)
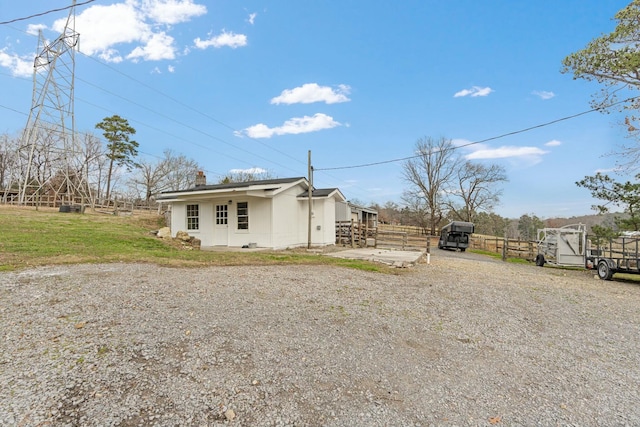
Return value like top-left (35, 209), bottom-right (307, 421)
top-left (307, 150), bottom-right (313, 249)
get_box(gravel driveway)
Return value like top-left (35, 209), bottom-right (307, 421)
top-left (1, 254), bottom-right (639, 426)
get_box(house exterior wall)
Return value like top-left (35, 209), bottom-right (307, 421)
top-left (163, 180), bottom-right (342, 249)
top-left (170, 203), bottom-right (185, 239)
top-left (272, 186), bottom-right (307, 248)
top-left (170, 201), bottom-right (216, 246)
top-left (227, 197), bottom-right (273, 248)
top-left (321, 197), bottom-right (337, 243)
top-left (296, 197), bottom-right (336, 247)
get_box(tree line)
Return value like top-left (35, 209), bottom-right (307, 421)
top-left (0, 115), bottom-right (202, 208)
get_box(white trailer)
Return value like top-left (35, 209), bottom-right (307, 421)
top-left (536, 224), bottom-right (640, 280)
top-left (535, 224), bottom-right (587, 267)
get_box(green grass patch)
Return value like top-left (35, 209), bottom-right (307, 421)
top-left (612, 272), bottom-right (640, 283)
top-left (0, 206), bottom-right (388, 273)
top-left (468, 249), bottom-right (530, 264)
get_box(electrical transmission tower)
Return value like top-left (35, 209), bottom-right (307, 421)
top-left (19, 1), bottom-right (82, 205)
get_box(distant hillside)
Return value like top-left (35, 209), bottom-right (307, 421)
top-left (541, 213), bottom-right (624, 231)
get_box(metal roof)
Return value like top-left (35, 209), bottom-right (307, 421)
top-left (159, 177), bottom-right (307, 195)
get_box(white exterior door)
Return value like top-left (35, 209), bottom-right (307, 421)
top-left (214, 204), bottom-right (229, 246)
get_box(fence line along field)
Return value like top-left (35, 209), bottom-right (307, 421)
top-left (338, 221), bottom-right (539, 260)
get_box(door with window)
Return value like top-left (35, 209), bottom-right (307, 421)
top-left (214, 204), bottom-right (229, 245)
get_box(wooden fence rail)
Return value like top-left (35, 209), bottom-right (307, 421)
top-left (336, 223), bottom-right (539, 261)
top-left (469, 235), bottom-right (537, 261)
top-left (2, 195), bottom-right (159, 213)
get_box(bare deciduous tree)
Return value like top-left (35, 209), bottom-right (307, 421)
top-left (444, 161), bottom-right (507, 223)
top-left (402, 137), bottom-right (461, 234)
top-left (218, 169), bottom-right (273, 184)
top-left (0, 134), bottom-right (20, 201)
top-left (129, 150), bottom-right (201, 204)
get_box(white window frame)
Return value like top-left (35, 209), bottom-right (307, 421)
top-left (237, 201), bottom-right (248, 230)
top-left (186, 204), bottom-right (199, 230)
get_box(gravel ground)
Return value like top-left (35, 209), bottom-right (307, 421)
top-left (1, 254), bottom-right (640, 427)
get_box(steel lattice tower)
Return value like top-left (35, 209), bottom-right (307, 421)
top-left (19, 1), bottom-right (80, 205)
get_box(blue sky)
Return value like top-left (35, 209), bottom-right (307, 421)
top-left (0, 0), bottom-right (633, 218)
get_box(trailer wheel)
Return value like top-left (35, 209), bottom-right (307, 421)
top-left (535, 254), bottom-right (545, 267)
top-left (597, 260), bottom-right (614, 281)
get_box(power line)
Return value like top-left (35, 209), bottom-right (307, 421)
top-left (73, 75), bottom-right (301, 175)
top-left (0, 0), bottom-right (96, 25)
top-left (79, 52), bottom-right (306, 167)
top-left (315, 97), bottom-right (635, 171)
top-left (1, 67), bottom-right (302, 176)
top-left (74, 95), bottom-right (251, 171)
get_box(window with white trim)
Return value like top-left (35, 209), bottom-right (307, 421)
top-left (237, 202), bottom-right (248, 230)
top-left (186, 204), bottom-right (199, 230)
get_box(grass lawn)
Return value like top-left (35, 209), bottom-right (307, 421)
top-left (0, 206), bottom-right (388, 272)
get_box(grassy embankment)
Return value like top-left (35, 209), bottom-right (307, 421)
top-left (0, 206), bottom-right (387, 272)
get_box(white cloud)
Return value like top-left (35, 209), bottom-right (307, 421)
top-left (0, 49), bottom-right (33, 77)
top-left (127, 31), bottom-right (176, 61)
top-left (271, 83), bottom-right (351, 105)
top-left (595, 167), bottom-right (618, 174)
top-left (141, 0), bottom-right (207, 24)
top-left (168, 64), bottom-right (175, 73)
top-left (454, 138), bottom-right (552, 166)
top-left (239, 113), bottom-right (341, 138)
top-left (454, 86), bottom-right (494, 98)
top-left (465, 145), bottom-right (548, 161)
top-left (230, 167), bottom-right (267, 174)
top-left (544, 139), bottom-right (562, 147)
top-left (26, 24), bottom-right (47, 36)
top-left (53, 2), bottom-right (147, 58)
top-left (451, 138), bottom-right (474, 148)
top-left (194, 31), bottom-right (247, 49)
top-left (151, 66), bottom-right (161, 74)
top-left (532, 90), bottom-right (556, 100)
top-left (248, 12), bottom-right (257, 25)
top-left (98, 49), bottom-right (124, 63)
top-left (49, 0), bottom-right (206, 63)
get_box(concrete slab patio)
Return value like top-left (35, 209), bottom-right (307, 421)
top-left (325, 248), bottom-right (425, 267)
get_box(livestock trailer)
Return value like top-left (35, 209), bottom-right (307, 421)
top-left (537, 224), bottom-right (640, 280)
top-left (535, 224), bottom-right (587, 267)
top-left (438, 221), bottom-right (474, 251)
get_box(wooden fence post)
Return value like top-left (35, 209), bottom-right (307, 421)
top-left (529, 241), bottom-right (534, 260)
top-left (350, 219), bottom-right (355, 248)
top-left (362, 221), bottom-right (367, 247)
top-left (502, 237), bottom-right (507, 261)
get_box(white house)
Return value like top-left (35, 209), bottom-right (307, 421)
top-left (157, 176), bottom-right (346, 249)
